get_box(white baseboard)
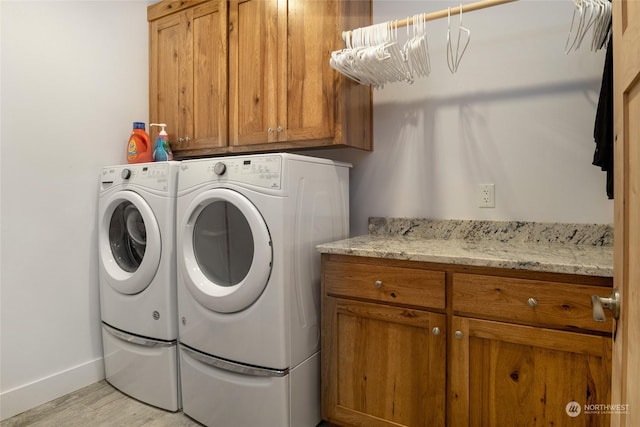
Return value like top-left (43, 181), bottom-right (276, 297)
top-left (0, 357), bottom-right (105, 421)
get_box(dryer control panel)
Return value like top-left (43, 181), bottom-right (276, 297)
top-left (180, 156), bottom-right (283, 190)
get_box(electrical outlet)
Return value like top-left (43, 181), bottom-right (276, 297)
top-left (479, 184), bottom-right (495, 208)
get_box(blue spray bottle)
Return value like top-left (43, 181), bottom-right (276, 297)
top-left (150, 123), bottom-right (173, 161)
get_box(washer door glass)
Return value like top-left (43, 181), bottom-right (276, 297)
top-left (99, 191), bottom-right (161, 295)
top-left (110, 201), bottom-right (147, 272)
top-left (180, 188), bottom-right (272, 313)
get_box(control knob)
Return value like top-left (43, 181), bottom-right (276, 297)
top-left (121, 169), bottom-right (131, 179)
top-left (213, 162), bottom-right (227, 176)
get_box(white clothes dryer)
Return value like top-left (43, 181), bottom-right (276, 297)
top-left (176, 153), bottom-right (350, 427)
top-left (98, 162), bottom-right (180, 411)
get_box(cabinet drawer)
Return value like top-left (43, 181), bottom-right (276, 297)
top-left (323, 260), bottom-right (445, 310)
top-left (452, 273), bottom-right (613, 333)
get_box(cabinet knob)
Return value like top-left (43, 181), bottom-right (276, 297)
top-left (268, 127), bottom-right (274, 134)
top-left (277, 125), bottom-right (284, 132)
top-left (178, 137), bottom-right (185, 143)
top-left (185, 136), bottom-right (191, 142)
top-left (455, 330), bottom-right (463, 340)
top-left (432, 327), bottom-right (440, 336)
top-left (528, 297), bottom-right (538, 307)
top-left (374, 280), bottom-right (382, 288)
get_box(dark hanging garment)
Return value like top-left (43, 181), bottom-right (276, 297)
top-left (593, 35), bottom-right (614, 199)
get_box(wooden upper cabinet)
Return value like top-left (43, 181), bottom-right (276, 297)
top-left (149, 10), bottom-right (182, 147)
top-left (228, 0), bottom-right (277, 146)
top-left (149, 1), bottom-right (228, 153)
top-left (149, 0), bottom-right (372, 158)
top-left (229, 0), bottom-right (335, 147)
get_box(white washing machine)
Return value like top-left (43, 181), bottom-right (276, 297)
top-left (176, 153), bottom-right (350, 427)
top-left (98, 162), bottom-right (181, 411)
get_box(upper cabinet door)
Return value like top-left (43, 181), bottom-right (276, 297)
top-left (229, 0), bottom-right (278, 146)
top-left (149, 12), bottom-right (183, 145)
top-left (149, 1), bottom-right (227, 153)
top-left (189, 1), bottom-right (228, 150)
top-left (281, 0), bottom-right (334, 144)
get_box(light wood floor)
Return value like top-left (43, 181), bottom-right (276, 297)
top-left (1, 380), bottom-right (203, 427)
top-left (1, 380), bottom-right (329, 426)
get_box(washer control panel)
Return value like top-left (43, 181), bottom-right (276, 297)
top-left (101, 164), bottom-right (170, 192)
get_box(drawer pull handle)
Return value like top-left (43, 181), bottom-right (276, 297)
top-left (455, 330), bottom-right (463, 340)
top-left (591, 289), bottom-right (620, 322)
top-left (528, 297), bottom-right (538, 307)
top-left (374, 280), bottom-right (382, 288)
top-left (432, 327), bottom-right (440, 336)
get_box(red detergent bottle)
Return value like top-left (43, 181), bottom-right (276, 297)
top-left (126, 122), bottom-right (153, 164)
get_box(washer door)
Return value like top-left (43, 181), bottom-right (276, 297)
top-left (180, 188), bottom-right (272, 313)
top-left (99, 191), bottom-right (161, 295)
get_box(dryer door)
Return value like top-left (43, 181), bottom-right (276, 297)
top-left (99, 190), bottom-right (161, 294)
top-left (179, 188), bottom-right (272, 313)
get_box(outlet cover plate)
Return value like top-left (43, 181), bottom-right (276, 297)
top-left (479, 184), bottom-right (495, 208)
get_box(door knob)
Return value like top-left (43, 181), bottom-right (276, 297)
top-left (591, 289), bottom-right (620, 322)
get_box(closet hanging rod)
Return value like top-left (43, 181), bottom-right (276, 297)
top-left (342, 0), bottom-right (518, 38)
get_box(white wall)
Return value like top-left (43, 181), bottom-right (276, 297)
top-left (0, 0), bottom-right (613, 421)
top-left (312, 0), bottom-right (613, 236)
top-left (0, 1), bottom-right (148, 419)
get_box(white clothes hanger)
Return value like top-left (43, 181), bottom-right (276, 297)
top-left (331, 0), bottom-right (518, 86)
top-left (565, 0), bottom-right (610, 54)
top-left (330, 20), bottom-right (411, 89)
top-left (447, 5), bottom-right (471, 74)
top-left (404, 13), bottom-right (431, 80)
top-left (591, 0), bottom-right (611, 51)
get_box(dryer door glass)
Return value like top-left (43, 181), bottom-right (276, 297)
top-left (109, 201), bottom-right (146, 272)
top-left (193, 201), bottom-right (254, 287)
top-left (180, 188), bottom-right (272, 313)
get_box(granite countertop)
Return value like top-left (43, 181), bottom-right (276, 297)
top-left (317, 218), bottom-right (614, 277)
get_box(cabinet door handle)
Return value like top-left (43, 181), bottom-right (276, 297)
top-left (432, 327), bottom-right (440, 336)
top-left (268, 127), bottom-right (274, 134)
top-left (528, 297), bottom-right (538, 307)
top-left (455, 330), bottom-right (463, 340)
top-left (178, 137), bottom-right (185, 143)
top-left (277, 125), bottom-right (284, 132)
top-left (185, 136), bottom-right (190, 142)
top-left (374, 280), bottom-right (382, 288)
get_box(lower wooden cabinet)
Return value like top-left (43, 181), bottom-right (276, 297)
top-left (322, 298), bottom-right (446, 426)
top-left (449, 316), bottom-right (611, 426)
top-left (321, 254), bottom-right (613, 427)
